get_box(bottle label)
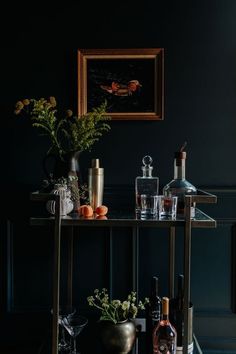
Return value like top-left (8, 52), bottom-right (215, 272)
top-left (152, 309), bottom-right (161, 321)
top-left (157, 339), bottom-right (176, 353)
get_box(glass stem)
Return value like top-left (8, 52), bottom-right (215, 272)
top-left (73, 337), bottom-right (77, 354)
top-left (62, 328), bottom-right (66, 344)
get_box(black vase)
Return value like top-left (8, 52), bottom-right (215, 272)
top-left (43, 151), bottom-right (81, 209)
top-left (43, 151), bottom-right (81, 181)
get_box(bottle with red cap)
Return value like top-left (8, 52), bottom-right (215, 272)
top-left (163, 142), bottom-right (197, 218)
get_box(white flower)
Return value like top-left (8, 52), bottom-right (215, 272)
top-left (87, 288), bottom-right (149, 324)
top-left (112, 300), bottom-right (121, 308)
top-left (121, 301), bottom-right (130, 311)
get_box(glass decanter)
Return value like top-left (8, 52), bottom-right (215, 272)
top-left (135, 155), bottom-right (159, 213)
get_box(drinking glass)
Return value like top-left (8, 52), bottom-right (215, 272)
top-left (158, 195), bottom-right (178, 219)
top-left (51, 307), bottom-right (76, 352)
top-left (58, 308), bottom-right (76, 352)
top-left (62, 315), bottom-right (88, 354)
top-left (140, 194), bottom-right (158, 218)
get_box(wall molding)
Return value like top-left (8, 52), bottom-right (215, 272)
top-left (232, 224), bottom-right (236, 313)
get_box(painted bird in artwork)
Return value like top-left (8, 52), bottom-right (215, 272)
top-left (100, 80), bottom-right (142, 96)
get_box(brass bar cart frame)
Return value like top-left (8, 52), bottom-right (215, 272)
top-left (30, 189), bottom-right (217, 354)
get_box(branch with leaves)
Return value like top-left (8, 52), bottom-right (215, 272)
top-left (14, 97), bottom-right (111, 160)
top-left (87, 288), bottom-right (149, 324)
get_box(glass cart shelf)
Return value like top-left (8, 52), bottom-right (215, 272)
top-left (30, 189), bottom-right (217, 354)
top-left (31, 207), bottom-right (216, 227)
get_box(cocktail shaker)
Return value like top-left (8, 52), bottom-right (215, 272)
top-left (88, 159), bottom-right (104, 210)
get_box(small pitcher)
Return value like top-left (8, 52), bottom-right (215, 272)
top-left (46, 183), bottom-right (74, 216)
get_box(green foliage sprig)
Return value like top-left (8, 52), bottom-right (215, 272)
top-left (42, 175), bottom-right (88, 204)
top-left (87, 288), bottom-right (149, 324)
top-left (14, 97), bottom-right (111, 159)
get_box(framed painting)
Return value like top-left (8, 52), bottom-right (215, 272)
top-left (77, 48), bottom-right (164, 120)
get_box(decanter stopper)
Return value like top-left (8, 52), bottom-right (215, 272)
top-left (142, 155), bottom-right (153, 176)
top-left (135, 155), bottom-right (159, 214)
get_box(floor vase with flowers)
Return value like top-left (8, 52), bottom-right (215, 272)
top-left (98, 319), bottom-right (136, 354)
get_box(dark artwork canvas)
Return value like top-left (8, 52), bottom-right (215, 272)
top-left (87, 59), bottom-right (155, 113)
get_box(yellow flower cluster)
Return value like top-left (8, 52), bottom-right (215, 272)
top-left (14, 97), bottom-right (111, 159)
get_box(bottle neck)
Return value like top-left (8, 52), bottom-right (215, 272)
top-left (161, 297), bottom-right (170, 321)
top-left (142, 167), bottom-right (153, 177)
top-left (174, 158), bottom-right (185, 179)
top-left (151, 276), bottom-right (159, 298)
top-left (177, 274), bottom-right (184, 310)
top-left (162, 314), bottom-right (169, 322)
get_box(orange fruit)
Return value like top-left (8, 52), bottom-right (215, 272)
top-left (95, 205), bottom-right (108, 216)
top-left (83, 205), bottom-right (94, 217)
top-left (77, 205), bottom-right (86, 216)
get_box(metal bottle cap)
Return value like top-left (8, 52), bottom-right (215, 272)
top-left (174, 151), bottom-right (186, 159)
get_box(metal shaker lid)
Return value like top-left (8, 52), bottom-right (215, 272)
top-left (91, 158), bottom-right (100, 168)
top-left (89, 158), bottom-right (104, 175)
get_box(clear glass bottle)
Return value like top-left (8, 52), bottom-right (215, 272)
top-left (163, 149), bottom-right (197, 218)
top-left (135, 155), bottom-right (159, 213)
top-left (146, 276), bottom-right (161, 354)
top-left (153, 297), bottom-right (177, 354)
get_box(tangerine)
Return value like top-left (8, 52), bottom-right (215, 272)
top-left (83, 205), bottom-right (94, 217)
top-left (95, 205), bottom-right (108, 216)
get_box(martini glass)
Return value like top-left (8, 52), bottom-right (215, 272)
top-left (58, 308), bottom-right (76, 352)
top-left (51, 307), bottom-right (76, 352)
top-left (62, 315), bottom-right (88, 354)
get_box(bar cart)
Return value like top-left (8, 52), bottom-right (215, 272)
top-left (30, 189), bottom-right (217, 354)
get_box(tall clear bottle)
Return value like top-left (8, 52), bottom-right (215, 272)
top-left (146, 276), bottom-right (161, 354)
top-left (135, 155), bottom-right (159, 213)
top-left (163, 144), bottom-right (197, 218)
top-left (153, 297), bottom-right (177, 354)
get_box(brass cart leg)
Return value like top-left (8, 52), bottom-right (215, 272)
top-left (67, 226), bottom-right (74, 311)
top-left (132, 226), bottom-right (139, 354)
top-left (132, 226), bottom-right (139, 294)
top-left (108, 227), bottom-right (113, 299)
top-left (52, 195), bottom-right (61, 354)
top-left (169, 226), bottom-right (176, 299)
top-left (183, 196), bottom-right (192, 354)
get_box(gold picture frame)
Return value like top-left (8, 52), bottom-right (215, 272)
top-left (78, 48), bottom-right (164, 120)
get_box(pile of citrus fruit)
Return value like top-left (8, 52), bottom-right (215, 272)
top-left (78, 204), bottom-right (108, 218)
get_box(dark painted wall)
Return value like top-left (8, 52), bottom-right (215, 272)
top-left (1, 1), bottom-right (236, 353)
top-left (1, 0), bottom-right (236, 188)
